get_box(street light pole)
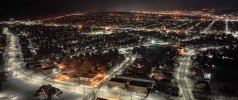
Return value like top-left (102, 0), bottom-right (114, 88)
top-left (83, 86), bottom-right (85, 97)
top-left (74, 79), bottom-right (76, 93)
top-left (131, 92), bottom-right (133, 100)
top-left (31, 73), bottom-right (33, 81)
top-left (53, 79), bottom-right (55, 86)
top-left (119, 87), bottom-right (121, 99)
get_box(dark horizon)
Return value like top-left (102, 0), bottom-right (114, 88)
top-left (1, 0), bottom-right (238, 20)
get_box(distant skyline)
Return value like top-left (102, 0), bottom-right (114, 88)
top-left (1, 0), bottom-right (238, 19)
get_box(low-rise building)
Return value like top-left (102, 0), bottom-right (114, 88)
top-left (31, 64), bottom-right (42, 73)
top-left (79, 73), bottom-right (97, 83)
top-left (42, 66), bottom-right (54, 75)
top-left (128, 81), bottom-right (153, 93)
top-left (108, 78), bottom-right (127, 89)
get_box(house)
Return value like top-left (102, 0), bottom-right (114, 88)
top-left (177, 47), bottom-right (185, 56)
top-left (194, 70), bottom-right (204, 81)
top-left (194, 81), bottom-right (211, 92)
top-left (34, 84), bottom-right (63, 97)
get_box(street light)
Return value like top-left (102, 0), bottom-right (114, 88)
top-left (204, 73), bottom-right (211, 80)
top-left (151, 40), bottom-right (156, 44)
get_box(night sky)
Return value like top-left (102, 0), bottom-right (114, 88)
top-left (1, 0), bottom-right (238, 19)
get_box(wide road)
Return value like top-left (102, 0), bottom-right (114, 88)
top-left (179, 49), bottom-right (195, 100)
top-left (178, 46), bottom-right (230, 100)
